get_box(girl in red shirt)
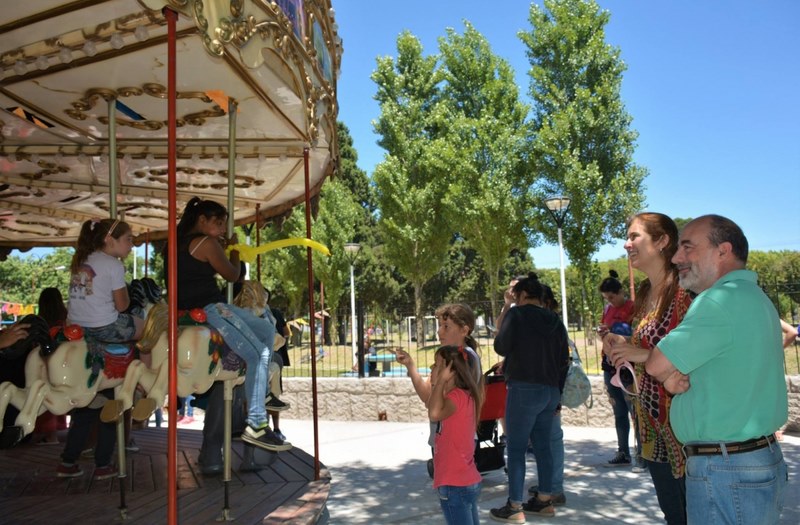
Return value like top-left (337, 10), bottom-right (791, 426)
top-left (428, 345), bottom-right (484, 524)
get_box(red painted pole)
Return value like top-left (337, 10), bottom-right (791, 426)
top-left (163, 7), bottom-right (179, 525)
top-left (304, 147), bottom-right (321, 480)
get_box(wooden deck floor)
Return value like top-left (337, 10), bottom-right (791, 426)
top-left (0, 427), bottom-right (330, 524)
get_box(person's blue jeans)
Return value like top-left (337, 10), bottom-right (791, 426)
top-left (437, 482), bottom-right (481, 525)
top-left (685, 441), bottom-right (787, 525)
top-left (505, 380), bottom-right (560, 504)
top-left (204, 303), bottom-right (275, 429)
top-left (551, 411), bottom-right (564, 495)
top-left (604, 369), bottom-right (631, 457)
top-left (646, 459), bottom-right (686, 524)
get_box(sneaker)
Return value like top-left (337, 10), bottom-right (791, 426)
top-left (605, 451), bottom-right (631, 467)
top-left (57, 463), bottom-right (83, 478)
top-left (241, 425), bottom-right (292, 452)
top-left (265, 393), bottom-right (290, 412)
top-left (522, 496), bottom-right (555, 516)
top-left (632, 457), bottom-right (648, 473)
top-left (527, 487), bottom-right (566, 506)
top-left (126, 439), bottom-right (140, 453)
top-left (489, 500), bottom-right (525, 523)
top-left (93, 464), bottom-right (118, 480)
top-left (177, 416), bottom-right (195, 425)
top-left (273, 429), bottom-right (287, 441)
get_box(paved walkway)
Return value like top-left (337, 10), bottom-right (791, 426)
top-left (274, 419), bottom-right (799, 524)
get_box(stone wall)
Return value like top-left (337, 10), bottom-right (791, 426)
top-left (281, 375), bottom-right (800, 430)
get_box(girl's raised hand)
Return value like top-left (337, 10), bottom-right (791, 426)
top-left (395, 349), bottom-right (414, 369)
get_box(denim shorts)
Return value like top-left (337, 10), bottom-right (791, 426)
top-left (83, 314), bottom-right (136, 343)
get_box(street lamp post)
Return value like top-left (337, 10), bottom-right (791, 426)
top-left (544, 196), bottom-right (571, 329)
top-left (343, 243), bottom-right (361, 375)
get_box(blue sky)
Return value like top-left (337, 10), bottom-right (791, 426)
top-left (333, 0), bottom-right (800, 268)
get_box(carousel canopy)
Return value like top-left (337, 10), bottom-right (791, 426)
top-left (0, 0), bottom-right (342, 251)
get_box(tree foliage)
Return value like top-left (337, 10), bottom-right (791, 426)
top-left (437, 22), bottom-right (531, 319)
top-left (371, 32), bottom-right (461, 343)
top-left (519, 0), bottom-right (647, 317)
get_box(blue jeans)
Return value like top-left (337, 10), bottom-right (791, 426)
top-left (647, 459), bottom-right (686, 525)
top-left (505, 381), bottom-right (560, 504)
top-left (551, 411), bottom-right (564, 495)
top-left (604, 369), bottom-right (632, 456)
top-left (437, 482), bottom-right (481, 525)
top-left (685, 441), bottom-right (787, 525)
top-left (204, 303), bottom-right (275, 429)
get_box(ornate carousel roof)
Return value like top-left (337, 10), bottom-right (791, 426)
top-left (0, 0), bottom-right (342, 252)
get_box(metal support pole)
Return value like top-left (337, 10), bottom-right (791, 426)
top-left (349, 262), bottom-right (358, 372)
top-left (107, 98), bottom-right (117, 219)
top-left (115, 412), bottom-right (128, 519)
top-left (557, 226), bottom-right (569, 330)
top-left (357, 300), bottom-right (365, 377)
top-left (163, 8), bottom-right (179, 525)
top-left (226, 98), bottom-right (237, 304)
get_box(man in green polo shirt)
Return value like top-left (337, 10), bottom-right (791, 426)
top-left (646, 215), bottom-right (788, 525)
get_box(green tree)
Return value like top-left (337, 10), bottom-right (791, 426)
top-left (520, 0), bottom-right (647, 321)
top-left (437, 22), bottom-right (530, 320)
top-left (372, 32), bottom-right (460, 344)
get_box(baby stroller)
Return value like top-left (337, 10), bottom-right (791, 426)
top-left (475, 363), bottom-right (507, 473)
top-left (427, 364), bottom-right (507, 477)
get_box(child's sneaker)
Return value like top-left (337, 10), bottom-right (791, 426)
top-left (241, 424), bottom-right (292, 452)
top-left (522, 496), bottom-right (555, 516)
top-left (265, 393), bottom-right (290, 412)
top-left (489, 500), bottom-right (525, 523)
top-left (93, 464), bottom-right (118, 480)
top-left (56, 463), bottom-right (83, 478)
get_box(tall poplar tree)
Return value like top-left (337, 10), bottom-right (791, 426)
top-left (371, 32), bottom-right (460, 344)
top-left (520, 0), bottom-right (647, 320)
top-left (438, 22), bottom-right (530, 319)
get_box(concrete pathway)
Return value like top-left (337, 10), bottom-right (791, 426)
top-left (274, 419), bottom-right (799, 525)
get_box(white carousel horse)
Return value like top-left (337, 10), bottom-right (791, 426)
top-left (0, 278), bottom-right (162, 447)
top-left (101, 281), bottom-right (282, 423)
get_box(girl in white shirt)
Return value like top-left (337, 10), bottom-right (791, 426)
top-left (67, 218), bottom-right (143, 342)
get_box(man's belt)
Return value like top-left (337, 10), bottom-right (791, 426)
top-left (684, 434), bottom-right (776, 457)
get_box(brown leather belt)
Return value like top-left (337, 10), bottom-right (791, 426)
top-left (684, 434), bottom-right (776, 457)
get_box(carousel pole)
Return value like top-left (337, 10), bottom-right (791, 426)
top-left (108, 98), bottom-right (118, 219)
top-left (218, 96), bottom-right (239, 522)
top-left (304, 147), bottom-right (321, 480)
top-left (108, 89), bottom-right (128, 521)
top-left (163, 7), bottom-right (179, 525)
top-left (255, 203), bottom-right (261, 282)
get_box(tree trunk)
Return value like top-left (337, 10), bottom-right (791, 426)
top-left (414, 281), bottom-right (425, 347)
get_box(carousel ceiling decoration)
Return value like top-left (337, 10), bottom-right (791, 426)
top-left (0, 0), bottom-right (342, 249)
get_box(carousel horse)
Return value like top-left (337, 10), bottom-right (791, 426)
top-left (0, 278), bottom-right (162, 448)
top-left (101, 280), bottom-right (283, 424)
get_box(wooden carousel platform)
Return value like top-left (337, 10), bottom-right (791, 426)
top-left (0, 426), bottom-right (330, 524)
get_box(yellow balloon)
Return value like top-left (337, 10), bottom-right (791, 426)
top-left (226, 238), bottom-right (331, 263)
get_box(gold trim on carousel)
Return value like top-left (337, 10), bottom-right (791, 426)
top-left (65, 83), bottom-right (227, 130)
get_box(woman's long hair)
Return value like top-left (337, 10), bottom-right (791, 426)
top-left (435, 345), bottom-right (484, 428)
top-left (175, 197), bottom-right (228, 249)
top-left (626, 212), bottom-right (679, 321)
top-left (70, 218), bottom-right (131, 273)
top-left (37, 287), bottom-right (67, 328)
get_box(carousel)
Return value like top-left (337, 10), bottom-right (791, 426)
top-left (0, 1), bottom-right (341, 522)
